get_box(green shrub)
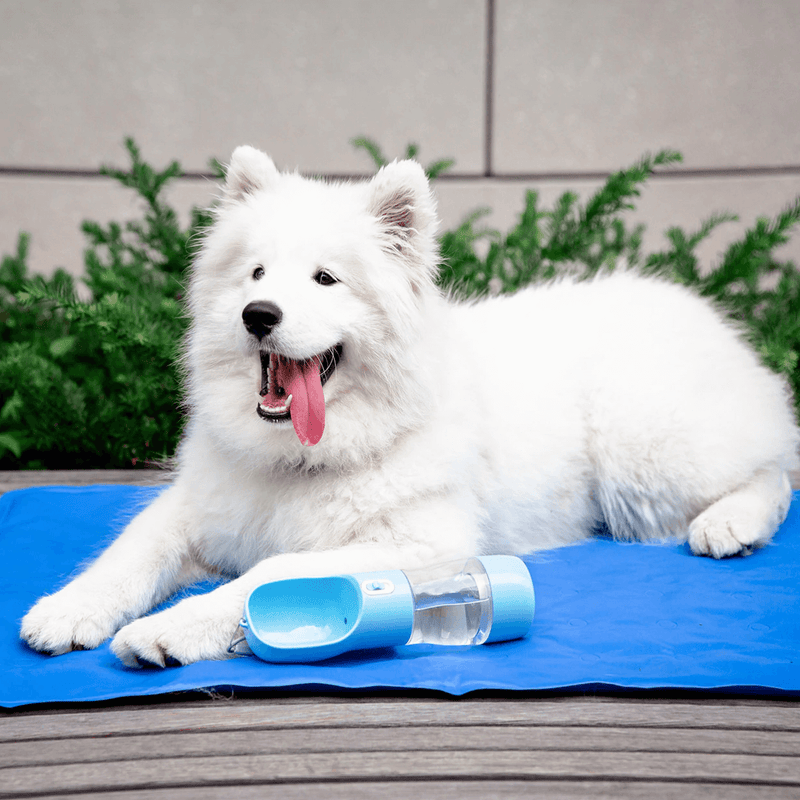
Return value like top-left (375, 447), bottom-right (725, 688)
top-left (1, 139), bottom-right (799, 469)
top-left (0, 139), bottom-right (210, 468)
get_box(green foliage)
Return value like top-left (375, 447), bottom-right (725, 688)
top-left (0, 138), bottom-right (211, 468)
top-left (690, 199), bottom-right (800, 384)
top-left (351, 136), bottom-right (455, 179)
top-left (2, 138), bottom-right (800, 468)
top-left (438, 150), bottom-right (684, 295)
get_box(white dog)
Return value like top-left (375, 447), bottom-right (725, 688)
top-left (21, 147), bottom-right (799, 666)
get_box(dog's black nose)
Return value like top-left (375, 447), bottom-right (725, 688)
top-left (242, 301), bottom-right (283, 339)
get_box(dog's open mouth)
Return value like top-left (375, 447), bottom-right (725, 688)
top-left (255, 345), bottom-right (343, 446)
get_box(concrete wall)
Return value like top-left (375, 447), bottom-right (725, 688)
top-left (2, 0), bottom-right (799, 277)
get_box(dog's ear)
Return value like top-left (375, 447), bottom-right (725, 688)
top-left (367, 160), bottom-right (438, 256)
top-left (223, 146), bottom-right (279, 203)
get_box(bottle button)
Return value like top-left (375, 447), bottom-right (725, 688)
top-left (362, 579), bottom-right (395, 595)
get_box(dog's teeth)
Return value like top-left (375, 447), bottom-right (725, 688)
top-left (256, 392), bottom-right (293, 416)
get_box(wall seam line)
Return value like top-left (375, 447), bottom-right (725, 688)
top-left (4, 167), bottom-right (800, 182)
top-left (484, 0), bottom-right (495, 178)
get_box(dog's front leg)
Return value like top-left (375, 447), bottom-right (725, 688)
top-left (110, 539), bottom-right (457, 667)
top-left (20, 485), bottom-right (203, 655)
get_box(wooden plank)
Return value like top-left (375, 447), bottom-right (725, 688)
top-left (29, 783), bottom-right (800, 800)
top-left (0, 466), bottom-right (779, 492)
top-left (0, 469), bottom-right (171, 495)
top-left (3, 749), bottom-right (800, 796)
top-left (30, 783), bottom-right (800, 800)
top-left (4, 698), bottom-right (800, 742)
top-left (4, 724), bottom-right (800, 769)
top-left (10, 469), bottom-right (800, 494)
top-left (1, 467), bottom-right (796, 493)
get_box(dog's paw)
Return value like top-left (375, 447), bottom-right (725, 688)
top-left (688, 518), bottom-right (750, 559)
top-left (688, 501), bottom-right (763, 559)
top-left (111, 593), bottom-right (240, 668)
top-left (21, 589), bottom-right (121, 655)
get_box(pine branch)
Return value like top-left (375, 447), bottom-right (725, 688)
top-left (351, 136), bottom-right (388, 169)
top-left (352, 136), bottom-right (455, 179)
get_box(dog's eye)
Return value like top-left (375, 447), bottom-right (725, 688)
top-left (314, 269), bottom-right (338, 286)
top-left (252, 265), bottom-right (265, 281)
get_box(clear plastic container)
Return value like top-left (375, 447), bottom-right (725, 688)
top-left (403, 557), bottom-right (492, 646)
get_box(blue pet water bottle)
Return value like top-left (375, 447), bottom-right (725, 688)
top-left (239, 556), bottom-right (534, 663)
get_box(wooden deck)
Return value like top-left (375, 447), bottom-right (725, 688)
top-left (2, 470), bottom-right (799, 799)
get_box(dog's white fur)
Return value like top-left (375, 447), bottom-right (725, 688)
top-left (21, 147), bottom-right (799, 666)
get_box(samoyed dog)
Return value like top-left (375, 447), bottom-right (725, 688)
top-left (21, 146), bottom-right (799, 666)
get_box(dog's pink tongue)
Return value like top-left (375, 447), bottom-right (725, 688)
top-left (277, 356), bottom-right (325, 446)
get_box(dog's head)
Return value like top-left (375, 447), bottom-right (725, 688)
top-left (185, 146), bottom-right (440, 466)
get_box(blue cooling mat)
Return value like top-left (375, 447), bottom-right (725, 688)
top-left (1, 484), bottom-right (799, 707)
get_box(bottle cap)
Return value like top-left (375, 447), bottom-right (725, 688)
top-left (242, 570), bottom-right (413, 663)
top-left (480, 555), bottom-right (535, 643)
